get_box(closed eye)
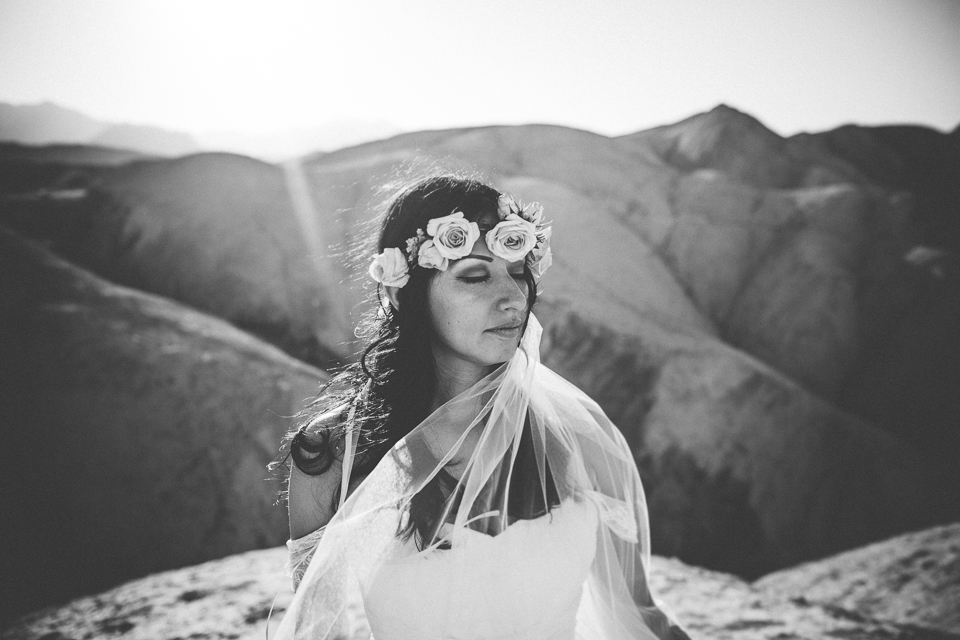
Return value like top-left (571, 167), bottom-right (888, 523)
top-left (458, 275), bottom-right (490, 284)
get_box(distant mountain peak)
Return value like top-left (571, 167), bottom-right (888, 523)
top-left (92, 123), bottom-right (200, 157)
top-left (615, 103), bottom-right (803, 187)
top-left (0, 100), bottom-right (106, 144)
top-left (0, 101), bottom-right (201, 156)
top-left (686, 103), bottom-right (783, 142)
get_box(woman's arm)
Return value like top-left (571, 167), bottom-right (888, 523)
top-left (285, 408), bottom-right (351, 591)
top-left (288, 457), bottom-right (342, 539)
top-left (286, 429), bottom-right (370, 592)
top-left (287, 405), bottom-right (350, 539)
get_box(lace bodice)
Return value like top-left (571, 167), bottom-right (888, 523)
top-left (286, 525), bottom-right (326, 590)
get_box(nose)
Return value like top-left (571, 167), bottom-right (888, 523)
top-left (498, 273), bottom-right (527, 313)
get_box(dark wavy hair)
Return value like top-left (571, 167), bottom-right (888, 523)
top-left (279, 173), bottom-right (553, 547)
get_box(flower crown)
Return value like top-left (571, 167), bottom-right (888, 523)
top-left (368, 193), bottom-right (553, 289)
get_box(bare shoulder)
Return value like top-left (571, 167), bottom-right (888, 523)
top-left (287, 403), bottom-right (349, 540)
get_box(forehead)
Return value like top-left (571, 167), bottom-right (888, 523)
top-left (461, 210), bottom-right (498, 259)
top-left (467, 235), bottom-right (494, 258)
top-left (460, 235), bottom-right (525, 268)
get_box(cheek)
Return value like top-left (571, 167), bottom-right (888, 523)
top-left (428, 284), bottom-right (485, 339)
top-left (426, 284), bottom-right (459, 338)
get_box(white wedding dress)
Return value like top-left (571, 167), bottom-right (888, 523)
top-left (290, 498), bottom-right (598, 640)
top-left (368, 497), bottom-right (597, 640)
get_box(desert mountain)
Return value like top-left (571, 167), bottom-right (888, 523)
top-left (0, 229), bottom-right (326, 624)
top-left (0, 101), bottom-right (105, 145)
top-left (195, 120), bottom-right (403, 162)
top-left (619, 107), bottom-right (960, 460)
top-left (0, 101), bottom-right (402, 161)
top-left (792, 122), bottom-right (960, 252)
top-left (6, 523), bottom-right (958, 640)
top-left (1, 105), bottom-right (957, 606)
top-left (0, 152), bottom-right (352, 368)
top-left (90, 123), bottom-right (199, 157)
top-left (0, 102), bottom-right (201, 158)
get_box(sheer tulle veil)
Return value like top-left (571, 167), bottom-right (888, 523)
top-left (274, 315), bottom-right (678, 640)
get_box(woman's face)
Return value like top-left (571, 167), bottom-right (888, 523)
top-left (427, 229), bottom-right (529, 377)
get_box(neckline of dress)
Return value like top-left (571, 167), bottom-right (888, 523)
top-left (435, 496), bottom-right (578, 542)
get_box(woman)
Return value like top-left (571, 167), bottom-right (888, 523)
top-left (277, 175), bottom-right (690, 640)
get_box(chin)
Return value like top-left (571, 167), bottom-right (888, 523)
top-left (490, 346), bottom-right (520, 365)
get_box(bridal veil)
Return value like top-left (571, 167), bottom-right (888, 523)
top-left (274, 315), bottom-right (681, 640)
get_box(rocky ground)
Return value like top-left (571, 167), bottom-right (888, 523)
top-left (4, 523), bottom-right (957, 640)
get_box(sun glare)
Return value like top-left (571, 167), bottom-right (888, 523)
top-left (0, 0), bottom-right (957, 136)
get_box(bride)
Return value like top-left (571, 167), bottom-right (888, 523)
top-left (277, 175), bottom-right (690, 640)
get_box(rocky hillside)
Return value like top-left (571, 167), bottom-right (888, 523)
top-left (0, 229), bottom-right (327, 624)
top-left (1, 105), bottom-right (956, 602)
top-left (0, 152), bottom-right (351, 367)
top-left (5, 523), bottom-right (958, 640)
top-left (756, 522), bottom-right (960, 634)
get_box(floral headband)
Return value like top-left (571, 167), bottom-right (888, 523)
top-left (368, 193), bottom-right (553, 289)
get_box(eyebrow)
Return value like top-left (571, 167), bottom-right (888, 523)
top-left (461, 254), bottom-right (493, 262)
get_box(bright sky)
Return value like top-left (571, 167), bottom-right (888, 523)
top-left (1, 0), bottom-right (958, 136)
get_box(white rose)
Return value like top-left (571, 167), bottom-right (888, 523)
top-left (426, 211), bottom-right (480, 260)
top-left (528, 244), bottom-right (553, 277)
top-left (497, 194), bottom-right (519, 219)
top-left (527, 227), bottom-right (553, 277)
top-left (417, 239), bottom-right (449, 271)
top-left (485, 214), bottom-right (538, 262)
top-left (368, 248), bottom-right (410, 288)
top-left (521, 202), bottom-right (544, 225)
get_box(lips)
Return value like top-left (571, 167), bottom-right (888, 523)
top-left (486, 321), bottom-right (523, 337)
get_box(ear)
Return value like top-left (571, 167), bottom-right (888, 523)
top-left (384, 285), bottom-right (401, 310)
